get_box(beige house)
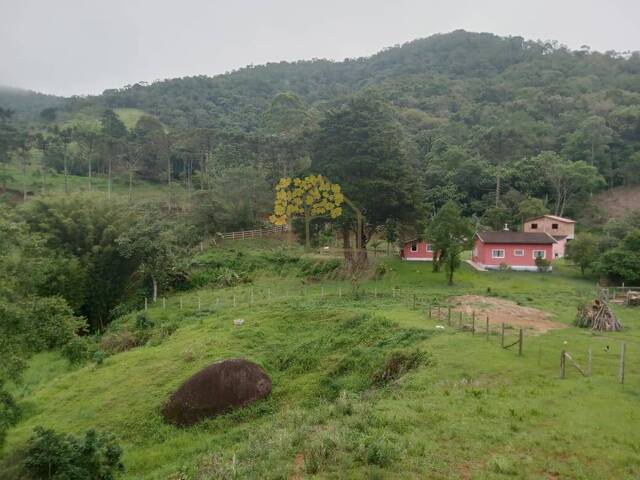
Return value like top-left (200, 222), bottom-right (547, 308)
top-left (523, 215), bottom-right (576, 258)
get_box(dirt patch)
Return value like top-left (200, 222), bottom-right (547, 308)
top-left (448, 295), bottom-right (565, 332)
top-left (289, 453), bottom-right (305, 480)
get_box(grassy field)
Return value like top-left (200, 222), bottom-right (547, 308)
top-left (2, 243), bottom-right (639, 479)
top-left (1, 162), bottom-right (190, 207)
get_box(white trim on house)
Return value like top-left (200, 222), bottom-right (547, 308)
top-left (514, 249), bottom-right (524, 257)
top-left (410, 242), bottom-right (417, 252)
top-left (426, 244), bottom-right (434, 252)
top-left (405, 257), bottom-right (434, 262)
top-left (477, 263), bottom-right (553, 272)
top-left (532, 250), bottom-right (546, 259)
top-left (491, 249), bottom-right (505, 259)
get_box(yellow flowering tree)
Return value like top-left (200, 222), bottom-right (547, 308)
top-left (269, 175), bottom-right (344, 249)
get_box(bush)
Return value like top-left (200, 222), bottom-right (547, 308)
top-left (360, 435), bottom-right (400, 467)
top-left (371, 350), bottom-right (428, 386)
top-left (61, 337), bottom-right (93, 366)
top-left (535, 256), bottom-right (551, 272)
top-left (135, 312), bottom-right (154, 330)
top-left (99, 331), bottom-right (143, 354)
top-left (23, 427), bottom-right (124, 480)
top-left (0, 384), bottom-right (20, 447)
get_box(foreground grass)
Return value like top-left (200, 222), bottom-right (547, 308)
top-left (2, 251), bottom-right (639, 479)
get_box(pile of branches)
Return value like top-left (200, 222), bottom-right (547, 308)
top-left (576, 298), bottom-right (622, 331)
top-left (627, 292), bottom-right (640, 306)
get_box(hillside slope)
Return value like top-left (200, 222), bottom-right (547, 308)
top-left (592, 185), bottom-right (640, 219)
top-left (2, 249), bottom-right (639, 479)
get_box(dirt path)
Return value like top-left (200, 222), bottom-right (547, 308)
top-left (448, 295), bottom-right (566, 332)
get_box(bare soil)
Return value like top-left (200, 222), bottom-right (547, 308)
top-left (447, 295), bottom-right (566, 332)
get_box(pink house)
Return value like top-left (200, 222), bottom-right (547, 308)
top-left (471, 231), bottom-right (556, 271)
top-left (400, 240), bottom-right (435, 261)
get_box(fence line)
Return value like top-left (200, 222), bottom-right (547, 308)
top-left (217, 225), bottom-right (288, 241)
top-left (138, 284), bottom-right (634, 384)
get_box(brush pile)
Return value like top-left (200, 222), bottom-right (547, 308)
top-left (575, 298), bottom-right (621, 331)
top-left (627, 291), bottom-right (640, 306)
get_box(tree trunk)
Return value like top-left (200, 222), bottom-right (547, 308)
top-left (152, 276), bottom-right (158, 303)
top-left (128, 167), bottom-right (133, 203)
top-left (495, 170), bottom-right (501, 206)
top-left (22, 152), bottom-right (27, 201)
top-left (63, 153), bottom-right (68, 194)
top-left (88, 148), bottom-right (92, 191)
top-left (342, 223), bottom-right (352, 261)
top-left (305, 216), bottom-right (311, 251)
top-left (107, 157), bottom-right (112, 200)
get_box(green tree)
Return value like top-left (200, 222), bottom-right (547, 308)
top-left (534, 151), bottom-right (605, 216)
top-left (427, 201), bottom-right (474, 284)
top-left (566, 233), bottom-right (598, 276)
top-left (310, 92), bottom-right (420, 259)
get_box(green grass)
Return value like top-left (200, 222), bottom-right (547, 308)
top-left (2, 248), bottom-right (640, 479)
top-left (1, 162), bottom-right (189, 206)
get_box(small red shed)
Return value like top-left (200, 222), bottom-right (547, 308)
top-left (400, 240), bottom-right (435, 261)
top-left (471, 231), bottom-right (556, 271)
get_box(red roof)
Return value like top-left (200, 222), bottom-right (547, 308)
top-left (476, 231), bottom-right (556, 245)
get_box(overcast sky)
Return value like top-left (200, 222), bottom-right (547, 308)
top-left (1, 0), bottom-right (639, 97)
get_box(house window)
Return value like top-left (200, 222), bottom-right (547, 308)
top-left (533, 250), bottom-right (546, 259)
top-left (531, 223), bottom-right (538, 229)
top-left (426, 244), bottom-right (434, 252)
top-left (492, 249), bottom-right (505, 259)
top-left (514, 249), bottom-right (524, 257)
top-left (552, 223), bottom-right (559, 230)
top-left (411, 243), bottom-right (417, 252)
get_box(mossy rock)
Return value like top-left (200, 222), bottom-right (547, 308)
top-left (161, 359), bottom-right (271, 426)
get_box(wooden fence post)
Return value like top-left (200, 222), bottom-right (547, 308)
top-left (485, 316), bottom-right (489, 341)
top-left (162, 297), bottom-right (166, 309)
top-left (587, 348), bottom-right (592, 377)
top-left (437, 306), bottom-right (441, 319)
top-left (198, 297), bottom-right (201, 311)
top-left (180, 297), bottom-right (183, 309)
top-left (448, 307), bottom-right (451, 325)
top-left (471, 315), bottom-right (475, 335)
top-left (560, 350), bottom-right (566, 379)
top-left (428, 305), bottom-right (432, 320)
top-left (619, 342), bottom-right (626, 384)
top-left (518, 329), bottom-right (523, 356)
top-left (501, 323), bottom-right (505, 348)
top-left (458, 311), bottom-right (462, 328)
top-left (413, 294), bottom-right (416, 309)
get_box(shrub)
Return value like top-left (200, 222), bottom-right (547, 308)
top-left (135, 312), bottom-right (155, 330)
top-left (360, 435), bottom-right (400, 467)
top-left (61, 337), bottom-right (92, 366)
top-left (0, 384), bottom-right (20, 447)
top-left (371, 350), bottom-right (428, 386)
top-left (535, 256), bottom-right (551, 272)
top-left (23, 427), bottom-right (124, 480)
top-left (99, 331), bottom-right (143, 354)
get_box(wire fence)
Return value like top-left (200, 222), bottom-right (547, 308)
top-left (140, 283), bottom-right (637, 385)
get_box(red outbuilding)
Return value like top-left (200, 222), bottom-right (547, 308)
top-left (471, 231), bottom-right (556, 271)
top-left (400, 240), bottom-right (436, 261)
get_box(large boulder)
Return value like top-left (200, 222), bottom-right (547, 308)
top-left (162, 359), bottom-right (272, 426)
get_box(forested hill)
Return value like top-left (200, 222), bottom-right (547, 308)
top-left (49, 30), bottom-right (640, 131)
top-left (2, 30), bottom-right (640, 220)
top-left (0, 86), bottom-right (64, 120)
